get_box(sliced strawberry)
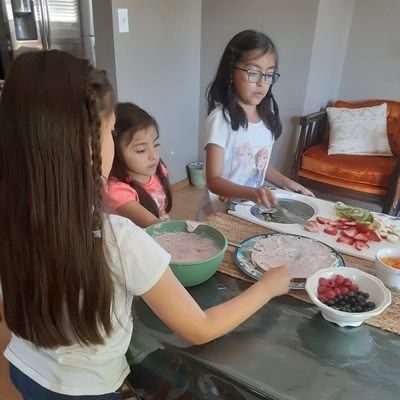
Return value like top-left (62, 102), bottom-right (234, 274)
top-left (353, 233), bottom-right (369, 242)
top-left (366, 229), bottom-right (381, 242)
top-left (355, 222), bottom-right (369, 233)
top-left (355, 240), bottom-right (370, 251)
top-left (316, 216), bottom-right (330, 224)
top-left (342, 227), bottom-right (359, 238)
top-left (337, 236), bottom-right (354, 245)
top-left (304, 221), bottom-right (319, 232)
top-left (344, 221), bottom-right (357, 226)
top-left (323, 226), bottom-right (337, 235)
top-left (338, 217), bottom-right (352, 223)
top-left (328, 220), bottom-right (342, 227)
top-left (336, 224), bottom-right (347, 230)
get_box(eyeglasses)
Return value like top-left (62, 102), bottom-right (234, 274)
top-left (233, 67), bottom-right (280, 85)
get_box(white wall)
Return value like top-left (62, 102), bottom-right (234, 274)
top-left (338, 0), bottom-right (400, 101)
top-left (93, 0), bottom-right (400, 184)
top-left (99, 0), bottom-right (202, 184)
top-left (302, 0), bottom-right (355, 114)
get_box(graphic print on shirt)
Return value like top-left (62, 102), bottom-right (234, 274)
top-left (229, 143), bottom-right (271, 187)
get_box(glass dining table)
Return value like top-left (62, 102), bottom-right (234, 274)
top-left (127, 212), bottom-right (400, 400)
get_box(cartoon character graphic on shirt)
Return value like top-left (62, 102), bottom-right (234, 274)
top-left (228, 142), bottom-right (254, 185)
top-left (245, 148), bottom-right (270, 187)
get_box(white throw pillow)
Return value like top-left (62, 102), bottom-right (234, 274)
top-left (327, 103), bottom-right (393, 156)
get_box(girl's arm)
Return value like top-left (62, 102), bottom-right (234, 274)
top-left (141, 265), bottom-right (292, 344)
top-left (265, 166), bottom-right (315, 197)
top-left (206, 144), bottom-right (278, 208)
top-left (117, 201), bottom-right (160, 228)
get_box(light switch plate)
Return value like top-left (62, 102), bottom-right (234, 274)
top-left (118, 8), bottom-right (129, 33)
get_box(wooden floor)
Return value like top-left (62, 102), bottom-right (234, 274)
top-left (0, 183), bottom-right (203, 399)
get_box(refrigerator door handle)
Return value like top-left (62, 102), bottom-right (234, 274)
top-left (38, 0), bottom-right (51, 49)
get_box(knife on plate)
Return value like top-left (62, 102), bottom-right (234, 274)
top-left (273, 202), bottom-right (313, 229)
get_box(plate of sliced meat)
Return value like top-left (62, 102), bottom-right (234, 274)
top-left (234, 233), bottom-right (346, 289)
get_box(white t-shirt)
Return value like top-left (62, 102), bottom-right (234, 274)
top-left (4, 213), bottom-right (170, 396)
top-left (197, 106), bottom-right (274, 220)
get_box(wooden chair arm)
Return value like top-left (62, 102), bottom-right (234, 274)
top-left (292, 110), bottom-right (327, 181)
top-left (383, 154), bottom-right (400, 216)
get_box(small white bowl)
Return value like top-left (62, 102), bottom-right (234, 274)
top-left (305, 267), bottom-right (391, 327)
top-left (375, 247), bottom-right (400, 289)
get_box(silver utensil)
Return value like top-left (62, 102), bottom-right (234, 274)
top-left (231, 200), bottom-right (278, 214)
top-left (273, 202), bottom-right (312, 229)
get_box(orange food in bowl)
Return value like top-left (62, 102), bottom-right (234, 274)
top-left (380, 257), bottom-right (400, 270)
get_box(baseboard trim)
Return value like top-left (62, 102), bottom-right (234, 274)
top-left (171, 178), bottom-right (190, 193)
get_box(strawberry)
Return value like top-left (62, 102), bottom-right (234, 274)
top-left (337, 236), bottom-right (354, 245)
top-left (316, 216), bottom-right (330, 224)
top-left (366, 229), bottom-right (381, 242)
top-left (342, 227), bottom-right (359, 238)
top-left (304, 221), bottom-right (319, 232)
top-left (355, 240), bottom-right (370, 251)
top-left (338, 217), bottom-right (352, 223)
top-left (355, 222), bottom-right (369, 233)
top-left (353, 233), bottom-right (369, 242)
top-left (344, 221), bottom-right (357, 226)
top-left (323, 226), bottom-right (338, 236)
top-left (328, 220), bottom-right (342, 227)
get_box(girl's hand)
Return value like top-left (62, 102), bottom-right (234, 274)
top-left (247, 186), bottom-right (278, 209)
top-left (258, 265), bottom-right (292, 298)
top-left (281, 180), bottom-right (315, 197)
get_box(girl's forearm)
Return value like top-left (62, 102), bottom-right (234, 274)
top-left (264, 166), bottom-right (291, 188)
top-left (207, 176), bottom-right (253, 200)
top-left (143, 271), bottom-right (274, 345)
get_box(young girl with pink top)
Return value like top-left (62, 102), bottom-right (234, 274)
top-left (103, 102), bottom-right (172, 228)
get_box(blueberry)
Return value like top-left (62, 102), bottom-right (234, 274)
top-left (343, 295), bottom-right (349, 301)
top-left (337, 295), bottom-right (344, 301)
top-left (350, 307), bottom-right (356, 312)
top-left (364, 293), bottom-right (370, 299)
top-left (347, 291), bottom-right (355, 298)
top-left (355, 306), bottom-right (363, 312)
top-left (327, 300), bottom-right (335, 306)
top-left (339, 306), bottom-right (346, 312)
top-left (357, 295), bottom-right (365, 302)
top-left (345, 303), bottom-right (351, 309)
top-left (366, 301), bottom-right (375, 310)
top-left (350, 298), bottom-right (356, 304)
top-left (357, 291), bottom-right (364, 297)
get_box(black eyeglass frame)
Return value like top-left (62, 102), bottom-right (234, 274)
top-left (233, 66), bottom-right (280, 85)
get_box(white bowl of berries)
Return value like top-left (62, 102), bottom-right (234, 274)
top-left (305, 267), bottom-right (391, 327)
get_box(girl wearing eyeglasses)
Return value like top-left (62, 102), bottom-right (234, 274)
top-left (197, 29), bottom-right (314, 220)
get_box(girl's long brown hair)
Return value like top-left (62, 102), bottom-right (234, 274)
top-left (0, 50), bottom-right (115, 348)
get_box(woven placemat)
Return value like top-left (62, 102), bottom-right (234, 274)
top-left (203, 212), bottom-right (400, 336)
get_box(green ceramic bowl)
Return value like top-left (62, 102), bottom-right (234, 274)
top-left (145, 220), bottom-right (227, 287)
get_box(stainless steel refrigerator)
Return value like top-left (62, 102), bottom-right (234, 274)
top-left (0, 0), bottom-right (96, 80)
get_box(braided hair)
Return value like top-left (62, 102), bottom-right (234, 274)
top-left (206, 29), bottom-right (282, 139)
top-left (0, 50), bottom-right (116, 348)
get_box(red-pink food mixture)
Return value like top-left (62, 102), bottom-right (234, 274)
top-left (154, 232), bottom-right (220, 263)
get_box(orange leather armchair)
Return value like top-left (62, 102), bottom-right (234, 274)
top-left (292, 100), bottom-right (400, 216)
